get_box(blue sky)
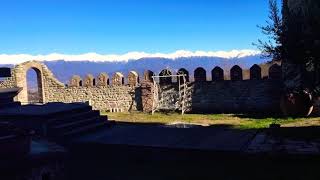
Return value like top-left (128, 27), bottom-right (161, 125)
top-left (0, 0), bottom-right (271, 56)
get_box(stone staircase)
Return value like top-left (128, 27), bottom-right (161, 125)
top-left (46, 107), bottom-right (109, 139)
top-left (0, 88), bottom-right (22, 109)
top-left (0, 103), bottom-right (110, 140)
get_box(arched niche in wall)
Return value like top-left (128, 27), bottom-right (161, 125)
top-left (128, 71), bottom-right (139, 86)
top-left (159, 69), bottom-right (172, 84)
top-left (194, 67), bottom-right (207, 82)
top-left (112, 72), bottom-right (125, 86)
top-left (70, 75), bottom-right (82, 87)
top-left (230, 65), bottom-right (243, 81)
top-left (84, 74), bottom-right (95, 87)
top-left (97, 73), bottom-right (109, 86)
top-left (269, 64), bottom-right (282, 79)
top-left (250, 64), bottom-right (262, 80)
top-left (211, 66), bottom-right (224, 81)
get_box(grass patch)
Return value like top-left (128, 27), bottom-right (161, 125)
top-left (101, 111), bottom-right (320, 129)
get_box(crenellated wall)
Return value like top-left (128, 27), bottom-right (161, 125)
top-left (45, 86), bottom-right (138, 112)
top-left (0, 61), bottom-right (285, 113)
top-left (0, 61), bottom-right (139, 111)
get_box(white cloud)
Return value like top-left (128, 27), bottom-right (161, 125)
top-left (0, 49), bottom-right (260, 65)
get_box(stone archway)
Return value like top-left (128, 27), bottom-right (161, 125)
top-left (15, 61), bottom-right (45, 104)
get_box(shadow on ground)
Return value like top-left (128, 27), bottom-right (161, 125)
top-left (68, 143), bottom-right (320, 180)
top-left (65, 122), bottom-right (320, 180)
top-left (266, 126), bottom-right (320, 140)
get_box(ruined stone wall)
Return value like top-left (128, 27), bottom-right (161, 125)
top-left (0, 61), bottom-right (288, 114)
top-left (0, 68), bottom-right (17, 89)
top-left (45, 86), bottom-right (138, 112)
top-left (0, 77), bottom-right (15, 89)
top-left (0, 61), bottom-right (139, 111)
top-left (41, 64), bottom-right (139, 111)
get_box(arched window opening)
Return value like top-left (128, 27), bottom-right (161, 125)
top-left (26, 68), bottom-right (43, 104)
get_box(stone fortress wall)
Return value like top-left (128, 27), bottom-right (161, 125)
top-left (0, 61), bottom-right (284, 113)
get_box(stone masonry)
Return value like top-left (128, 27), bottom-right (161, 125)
top-left (0, 60), bottom-right (303, 114)
top-left (0, 61), bottom-right (137, 111)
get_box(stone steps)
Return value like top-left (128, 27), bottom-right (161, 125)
top-left (59, 118), bottom-right (109, 138)
top-left (0, 102), bottom-right (21, 109)
top-left (0, 103), bottom-right (109, 140)
top-left (51, 116), bottom-right (101, 133)
top-left (46, 109), bottom-right (108, 139)
top-left (0, 104), bottom-right (93, 121)
top-left (48, 110), bottom-right (100, 126)
top-left (45, 105), bottom-right (93, 120)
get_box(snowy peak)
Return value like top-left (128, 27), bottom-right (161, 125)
top-left (0, 50), bottom-right (261, 64)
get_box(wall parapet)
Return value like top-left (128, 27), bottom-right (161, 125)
top-left (0, 61), bottom-right (286, 114)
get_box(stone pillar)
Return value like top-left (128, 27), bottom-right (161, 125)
top-left (70, 75), bottom-right (82, 87)
top-left (128, 71), bottom-right (139, 87)
top-left (230, 65), bottom-right (243, 81)
top-left (97, 73), bottom-right (109, 87)
top-left (84, 74), bottom-right (95, 87)
top-left (140, 81), bottom-right (154, 113)
top-left (250, 64), bottom-right (262, 80)
top-left (144, 70), bottom-right (154, 82)
top-left (212, 67), bottom-right (224, 81)
top-left (112, 72), bottom-right (124, 86)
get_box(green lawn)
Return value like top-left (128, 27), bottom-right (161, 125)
top-left (100, 111), bottom-right (320, 129)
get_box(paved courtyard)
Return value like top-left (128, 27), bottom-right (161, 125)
top-left (74, 122), bottom-right (320, 155)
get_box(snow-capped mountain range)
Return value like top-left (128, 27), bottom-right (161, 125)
top-left (0, 50), bottom-right (268, 84)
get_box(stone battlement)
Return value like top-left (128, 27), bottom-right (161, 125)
top-left (66, 63), bottom-right (282, 88)
top-left (0, 61), bottom-right (283, 113)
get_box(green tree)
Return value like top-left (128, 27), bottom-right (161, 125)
top-left (256, 0), bottom-right (320, 95)
top-left (254, 0), bottom-right (284, 62)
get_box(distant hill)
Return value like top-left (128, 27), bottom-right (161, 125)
top-left (43, 55), bottom-right (268, 84)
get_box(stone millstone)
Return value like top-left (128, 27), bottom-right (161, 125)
top-left (280, 91), bottom-right (314, 117)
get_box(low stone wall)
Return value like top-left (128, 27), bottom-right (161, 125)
top-left (0, 69), bottom-right (16, 89)
top-left (46, 86), bottom-right (139, 111)
top-left (0, 77), bottom-right (15, 89)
